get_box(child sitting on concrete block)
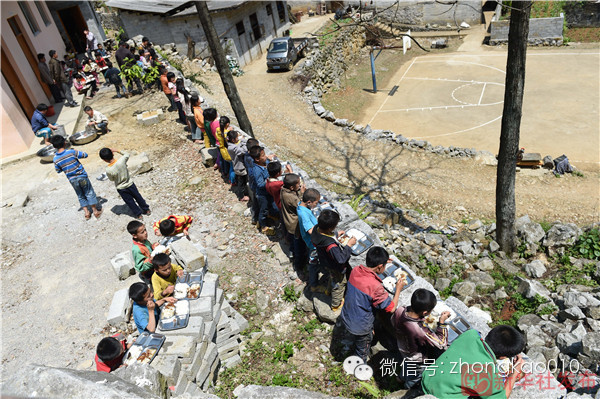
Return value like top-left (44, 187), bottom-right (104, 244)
top-left (129, 282), bottom-right (176, 334)
top-left (153, 215), bottom-right (193, 238)
top-left (152, 253), bottom-right (184, 300)
top-left (128, 220), bottom-right (158, 286)
top-left (95, 333), bottom-right (131, 372)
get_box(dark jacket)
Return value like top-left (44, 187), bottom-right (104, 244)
top-left (115, 47), bottom-right (135, 69)
top-left (311, 227), bottom-right (353, 273)
top-left (38, 61), bottom-right (53, 85)
top-left (281, 187), bottom-right (302, 235)
top-left (104, 67), bottom-right (123, 85)
top-left (48, 57), bottom-right (67, 84)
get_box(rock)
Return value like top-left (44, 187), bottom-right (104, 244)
top-left (200, 147), bottom-right (219, 167)
top-left (474, 150), bottom-right (498, 166)
top-left (468, 219), bottom-right (483, 231)
top-left (333, 118), bottom-right (348, 127)
top-left (489, 240), bottom-right (500, 252)
top-left (297, 294), bottom-right (313, 313)
top-left (492, 288), bottom-right (508, 300)
top-left (525, 326), bottom-right (551, 347)
top-left (543, 224), bottom-right (582, 250)
top-left (313, 103), bottom-right (326, 116)
top-left (113, 363), bottom-right (167, 398)
top-left (466, 271), bottom-right (494, 289)
top-left (557, 332), bottom-right (583, 356)
top-left (468, 306), bottom-right (492, 323)
top-left (570, 322), bottom-right (587, 341)
top-left (3, 364), bottom-right (160, 398)
top-left (128, 153), bottom-right (153, 176)
top-left (525, 260), bottom-right (546, 278)
top-left (517, 278), bottom-right (552, 301)
top-left (322, 111), bottom-right (335, 122)
top-left (474, 257), bottom-right (494, 271)
top-left (312, 293), bottom-right (339, 324)
top-left (559, 307), bottom-right (586, 320)
top-left (452, 281), bottom-right (476, 300)
top-left (498, 259), bottom-right (520, 274)
top-left (581, 332), bottom-right (600, 362)
top-left (517, 314), bottom-right (542, 332)
top-left (434, 277), bottom-right (451, 291)
top-left (234, 384), bottom-right (346, 398)
top-left (255, 290), bottom-right (269, 312)
top-left (445, 296), bottom-right (491, 338)
top-left (516, 215), bottom-right (545, 245)
top-left (564, 290), bottom-right (600, 309)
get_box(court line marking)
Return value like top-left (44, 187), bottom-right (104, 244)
top-left (405, 77), bottom-right (504, 85)
top-left (378, 102), bottom-right (503, 112)
top-left (412, 115), bottom-right (503, 139)
top-left (478, 83), bottom-right (487, 105)
top-left (413, 60), bottom-right (507, 75)
top-left (408, 52), bottom-right (600, 58)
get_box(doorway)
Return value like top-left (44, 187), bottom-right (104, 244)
top-left (249, 13), bottom-right (262, 42)
top-left (57, 5), bottom-right (87, 53)
top-left (2, 47), bottom-right (35, 119)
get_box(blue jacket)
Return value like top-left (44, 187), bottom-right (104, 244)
top-left (31, 109), bottom-right (49, 133)
top-left (248, 159), bottom-right (269, 196)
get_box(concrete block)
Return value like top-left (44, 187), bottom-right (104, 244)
top-left (217, 336), bottom-right (240, 353)
top-left (111, 251), bottom-right (135, 280)
top-left (204, 318), bottom-right (217, 342)
top-left (189, 297), bottom-right (213, 319)
top-left (195, 342), bottom-right (217, 384)
top-left (217, 339), bottom-right (240, 359)
top-left (174, 369), bottom-right (189, 396)
top-left (222, 354), bottom-right (242, 369)
top-left (162, 335), bottom-right (197, 362)
top-left (200, 279), bottom-right (217, 304)
top-left (128, 153), bottom-right (153, 176)
top-left (217, 321), bottom-right (240, 344)
top-left (216, 288), bottom-right (224, 306)
top-left (170, 239), bottom-right (206, 272)
top-left (201, 147), bottom-right (219, 167)
top-left (160, 315), bottom-right (205, 342)
top-left (217, 313), bottom-right (230, 331)
top-left (212, 307), bottom-right (222, 326)
top-left (107, 289), bottom-right (132, 326)
top-left (200, 358), bottom-right (220, 391)
top-left (136, 109), bottom-right (165, 125)
top-left (149, 355), bottom-right (181, 387)
top-left (184, 381), bottom-right (201, 395)
top-left (180, 362), bottom-right (193, 379)
top-left (232, 310), bottom-right (249, 332)
top-left (189, 340), bottom-right (209, 378)
top-left (221, 301), bottom-right (234, 317)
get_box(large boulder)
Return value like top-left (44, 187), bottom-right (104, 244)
top-left (113, 363), bottom-right (168, 398)
top-left (2, 364), bottom-right (160, 399)
top-left (543, 224), bottom-right (582, 254)
top-left (129, 153), bottom-right (153, 176)
top-left (515, 215), bottom-right (545, 246)
top-left (581, 332), bottom-right (600, 362)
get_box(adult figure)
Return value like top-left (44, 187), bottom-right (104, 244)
top-left (141, 37), bottom-right (158, 62)
top-left (48, 50), bottom-right (78, 107)
top-left (38, 53), bottom-right (62, 103)
top-left (31, 103), bottom-right (58, 145)
top-left (115, 42), bottom-right (143, 94)
top-left (84, 29), bottom-right (98, 60)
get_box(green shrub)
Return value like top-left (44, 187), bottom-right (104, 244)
top-left (272, 342), bottom-right (295, 363)
top-left (570, 228), bottom-right (600, 260)
top-left (283, 285), bottom-right (299, 302)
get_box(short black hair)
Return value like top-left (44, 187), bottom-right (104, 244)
top-left (99, 148), bottom-right (114, 161)
top-left (302, 188), bottom-right (320, 203)
top-left (485, 325), bottom-right (525, 358)
top-left (95, 51), bottom-right (102, 58)
top-left (138, 49), bottom-right (145, 56)
top-left (36, 103), bottom-right (48, 112)
top-left (37, 53), bottom-right (45, 61)
top-left (411, 289), bottom-right (437, 314)
top-left (106, 60), bottom-right (113, 68)
top-left (246, 138), bottom-right (259, 150)
top-left (152, 253), bottom-right (171, 268)
top-left (249, 146), bottom-right (264, 160)
top-left (267, 161), bottom-right (281, 178)
top-left (283, 173), bottom-right (300, 189)
top-left (142, 37), bottom-right (150, 43)
top-left (119, 41), bottom-right (126, 47)
top-left (317, 209), bottom-right (339, 231)
top-left (166, 72), bottom-right (175, 81)
top-left (50, 135), bottom-right (66, 149)
top-left (366, 246), bottom-right (389, 268)
top-left (226, 130), bottom-right (238, 143)
top-left (159, 218), bottom-right (176, 236)
top-left (129, 282), bottom-right (149, 303)
top-left (127, 220), bottom-right (144, 235)
top-left (96, 337), bottom-right (122, 362)
top-left (83, 106), bottom-right (92, 112)
top-left (48, 50), bottom-right (56, 58)
top-left (203, 108), bottom-right (217, 122)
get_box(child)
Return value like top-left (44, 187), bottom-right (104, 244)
top-left (51, 135), bottom-right (102, 220)
top-left (310, 209), bottom-right (356, 312)
top-left (421, 325), bottom-right (526, 398)
top-left (341, 246), bottom-right (404, 362)
top-left (176, 78), bottom-right (192, 131)
top-left (96, 43), bottom-right (108, 58)
top-left (151, 253), bottom-right (184, 300)
top-left (100, 148), bottom-right (151, 219)
top-left (167, 72), bottom-right (186, 125)
top-left (31, 103), bottom-right (58, 145)
top-left (73, 72), bottom-right (98, 99)
top-left (281, 173), bottom-right (307, 270)
top-left (129, 282), bottom-right (176, 334)
top-left (243, 138), bottom-right (260, 223)
top-left (297, 188), bottom-right (324, 291)
top-left (95, 52), bottom-right (107, 69)
top-left (84, 105), bottom-right (109, 134)
top-left (153, 215), bottom-right (194, 237)
top-left (391, 288), bottom-right (451, 388)
top-left (104, 60), bottom-right (129, 98)
top-left (202, 108), bottom-right (218, 147)
top-left (265, 161), bottom-right (292, 210)
top-left (82, 59), bottom-right (100, 84)
top-left (192, 96), bottom-right (204, 144)
top-left (95, 334), bottom-right (131, 372)
top-left (215, 116), bottom-right (234, 183)
top-left (227, 130), bottom-right (249, 201)
top-left (249, 145), bottom-right (278, 236)
top-left (128, 220), bottom-right (157, 285)
top-left (160, 67), bottom-right (174, 111)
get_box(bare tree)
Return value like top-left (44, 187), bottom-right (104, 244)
top-left (194, 1), bottom-right (254, 137)
top-left (495, 1), bottom-right (532, 253)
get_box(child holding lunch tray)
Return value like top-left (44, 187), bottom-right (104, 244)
top-left (129, 282), bottom-right (176, 334)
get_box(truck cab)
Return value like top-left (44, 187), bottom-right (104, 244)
top-left (266, 37), bottom-right (307, 71)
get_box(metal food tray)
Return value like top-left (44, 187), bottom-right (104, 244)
top-left (446, 315), bottom-right (471, 343)
top-left (342, 228), bottom-right (374, 256)
top-left (378, 260), bottom-right (415, 294)
top-left (312, 202), bottom-right (336, 218)
top-left (123, 332), bottom-right (165, 365)
top-left (175, 271), bottom-right (203, 300)
top-left (158, 304), bottom-right (190, 331)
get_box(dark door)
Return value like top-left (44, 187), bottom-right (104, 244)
top-left (249, 13), bottom-right (262, 41)
top-left (57, 6), bottom-right (88, 53)
top-left (2, 47), bottom-right (35, 118)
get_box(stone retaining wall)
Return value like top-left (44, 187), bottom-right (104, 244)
top-left (490, 16), bottom-right (564, 46)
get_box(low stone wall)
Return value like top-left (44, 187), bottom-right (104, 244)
top-left (564, 2), bottom-right (600, 28)
top-left (490, 16), bottom-right (564, 46)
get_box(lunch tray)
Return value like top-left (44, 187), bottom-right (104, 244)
top-left (342, 228), bottom-right (375, 256)
top-left (174, 271), bottom-right (204, 300)
top-left (312, 202), bottom-right (337, 218)
top-left (446, 315), bottom-right (471, 343)
top-left (158, 303), bottom-right (190, 331)
top-left (378, 260), bottom-right (415, 294)
top-left (123, 332), bottom-right (165, 365)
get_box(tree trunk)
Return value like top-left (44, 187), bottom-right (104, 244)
top-left (496, 1), bottom-right (531, 253)
top-left (195, 1), bottom-right (254, 138)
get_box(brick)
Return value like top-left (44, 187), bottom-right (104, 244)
top-left (189, 340), bottom-right (209, 378)
top-left (160, 316), bottom-right (205, 342)
top-left (150, 355), bottom-right (181, 387)
top-left (232, 310), bottom-right (249, 332)
top-left (162, 335), bottom-right (197, 361)
top-left (189, 297), bottom-right (213, 319)
top-left (170, 239), bottom-right (206, 272)
top-left (204, 318), bottom-right (217, 342)
top-left (110, 251), bottom-right (134, 280)
top-left (222, 354), bottom-right (242, 369)
top-left (195, 342), bottom-right (217, 384)
top-left (107, 289), bottom-right (132, 326)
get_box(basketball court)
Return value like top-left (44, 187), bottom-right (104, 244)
top-left (361, 49), bottom-right (599, 170)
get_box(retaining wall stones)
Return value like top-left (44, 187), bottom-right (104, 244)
top-left (490, 16), bottom-right (564, 46)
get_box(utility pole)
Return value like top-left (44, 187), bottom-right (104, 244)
top-left (496, 1), bottom-right (531, 253)
top-left (195, 1), bottom-right (254, 137)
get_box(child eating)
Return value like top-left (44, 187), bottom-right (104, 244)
top-left (153, 215), bottom-right (193, 238)
top-left (152, 253), bottom-right (184, 300)
top-left (95, 334), bottom-right (132, 372)
top-left (128, 220), bottom-right (158, 285)
top-left (129, 282), bottom-right (176, 334)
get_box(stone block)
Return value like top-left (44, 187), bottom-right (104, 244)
top-left (113, 362), bottom-right (167, 398)
top-left (128, 153), bottom-right (153, 176)
top-left (200, 280), bottom-right (217, 303)
top-left (216, 288), bottom-right (224, 306)
top-left (111, 251), bottom-right (135, 280)
top-left (189, 297), bottom-right (213, 319)
top-left (217, 339), bottom-right (240, 361)
top-left (200, 357), bottom-right (220, 391)
top-left (184, 381), bottom-right (201, 395)
top-left (201, 147), bottom-right (219, 167)
top-left (136, 109), bottom-right (165, 126)
top-left (332, 202), bottom-right (360, 229)
top-left (170, 239), bottom-right (206, 272)
top-left (232, 310), bottom-right (249, 332)
top-left (174, 370), bottom-right (189, 396)
top-left (222, 354), bottom-right (242, 369)
top-left (189, 339), bottom-right (209, 379)
top-left (221, 301), bottom-right (234, 317)
top-left (107, 289), bottom-right (132, 326)
top-left (160, 316), bottom-right (205, 342)
top-left (195, 342), bottom-right (218, 385)
top-left (204, 318), bottom-right (217, 342)
top-left (149, 355), bottom-right (181, 387)
top-left (162, 335), bottom-right (197, 361)
top-left (216, 334), bottom-right (239, 349)
top-left (212, 307), bottom-right (222, 327)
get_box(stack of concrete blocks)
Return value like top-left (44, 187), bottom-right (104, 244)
top-left (170, 239), bottom-right (206, 273)
top-left (136, 109), bottom-right (166, 125)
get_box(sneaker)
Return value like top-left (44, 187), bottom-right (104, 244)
top-left (135, 215), bottom-right (143, 220)
top-left (331, 299), bottom-right (344, 312)
top-left (261, 226), bottom-right (276, 236)
top-left (96, 173), bottom-right (108, 181)
top-left (144, 210), bottom-right (152, 216)
top-left (70, 101), bottom-right (79, 106)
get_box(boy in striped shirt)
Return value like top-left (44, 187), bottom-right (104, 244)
top-left (51, 135), bottom-right (102, 220)
top-left (152, 215), bottom-right (193, 238)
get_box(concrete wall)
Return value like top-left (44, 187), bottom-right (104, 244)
top-left (117, 1), bottom-right (291, 67)
top-left (1, 1), bottom-right (67, 157)
top-left (344, 0), bottom-right (482, 25)
top-left (490, 16), bottom-right (564, 45)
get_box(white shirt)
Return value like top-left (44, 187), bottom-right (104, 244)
top-left (88, 110), bottom-right (107, 124)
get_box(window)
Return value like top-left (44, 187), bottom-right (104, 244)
top-left (249, 13), bottom-right (262, 41)
top-left (18, 2), bottom-right (40, 35)
top-left (266, 3), bottom-right (272, 16)
top-left (276, 1), bottom-right (286, 23)
top-left (236, 21), bottom-right (245, 36)
top-left (35, 1), bottom-right (51, 26)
